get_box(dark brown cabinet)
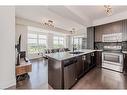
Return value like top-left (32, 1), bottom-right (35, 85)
top-left (63, 53), bottom-right (96, 89)
top-left (48, 58), bottom-right (63, 89)
top-left (95, 26), bottom-right (103, 42)
top-left (95, 21), bottom-right (123, 42)
top-left (76, 56), bottom-right (84, 79)
top-left (90, 52), bottom-right (95, 68)
top-left (95, 51), bottom-right (102, 67)
top-left (75, 52), bottom-right (96, 79)
top-left (123, 53), bottom-right (127, 74)
top-left (94, 20), bottom-right (127, 42)
top-left (83, 52), bottom-right (96, 73)
top-left (84, 54), bottom-right (90, 73)
top-left (48, 52), bottom-right (97, 89)
top-left (122, 20), bottom-right (127, 41)
top-left (87, 27), bottom-right (94, 49)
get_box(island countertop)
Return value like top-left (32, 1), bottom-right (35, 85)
top-left (122, 51), bottom-right (127, 54)
top-left (46, 49), bottom-right (96, 61)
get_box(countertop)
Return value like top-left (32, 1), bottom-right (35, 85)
top-left (122, 51), bottom-right (127, 54)
top-left (94, 49), bottom-right (103, 51)
top-left (46, 49), bottom-right (96, 61)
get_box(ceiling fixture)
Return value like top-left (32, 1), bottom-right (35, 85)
top-left (42, 19), bottom-right (55, 27)
top-left (104, 5), bottom-right (112, 16)
top-left (70, 28), bottom-right (76, 34)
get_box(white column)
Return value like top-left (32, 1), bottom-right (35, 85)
top-left (47, 33), bottom-right (53, 49)
top-left (0, 7), bottom-right (16, 89)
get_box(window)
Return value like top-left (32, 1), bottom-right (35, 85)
top-left (28, 32), bottom-right (47, 54)
top-left (72, 37), bottom-right (82, 50)
top-left (53, 36), bottom-right (65, 48)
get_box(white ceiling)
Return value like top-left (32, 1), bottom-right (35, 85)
top-left (69, 6), bottom-right (127, 20)
top-left (15, 6), bottom-right (127, 32)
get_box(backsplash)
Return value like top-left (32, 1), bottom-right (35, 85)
top-left (122, 41), bottom-right (127, 51)
top-left (94, 42), bottom-right (103, 50)
top-left (94, 42), bottom-right (126, 50)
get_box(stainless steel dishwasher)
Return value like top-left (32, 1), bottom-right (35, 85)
top-left (63, 58), bottom-right (77, 89)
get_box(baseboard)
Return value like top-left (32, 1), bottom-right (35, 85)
top-left (0, 79), bottom-right (16, 89)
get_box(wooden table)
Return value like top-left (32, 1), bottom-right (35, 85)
top-left (16, 58), bottom-right (32, 82)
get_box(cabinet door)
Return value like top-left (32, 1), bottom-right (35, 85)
top-left (123, 54), bottom-right (127, 74)
top-left (87, 27), bottom-right (94, 49)
top-left (122, 20), bottom-right (127, 41)
top-left (84, 56), bottom-right (89, 73)
top-left (95, 26), bottom-right (103, 42)
top-left (90, 53), bottom-right (95, 68)
top-left (95, 21), bottom-right (122, 42)
top-left (76, 56), bottom-right (84, 79)
top-left (86, 53), bottom-right (91, 67)
top-left (86, 53), bottom-right (95, 69)
top-left (95, 51), bottom-right (102, 67)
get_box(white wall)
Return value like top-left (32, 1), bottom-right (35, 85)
top-left (65, 36), bottom-right (70, 49)
top-left (0, 7), bottom-right (16, 89)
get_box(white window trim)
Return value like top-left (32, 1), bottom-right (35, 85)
top-left (53, 35), bottom-right (66, 48)
top-left (28, 31), bottom-right (48, 54)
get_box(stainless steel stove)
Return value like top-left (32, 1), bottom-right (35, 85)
top-left (102, 51), bottom-right (123, 72)
top-left (102, 33), bottom-right (123, 72)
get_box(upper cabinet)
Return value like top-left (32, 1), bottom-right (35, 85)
top-left (87, 27), bottom-right (94, 49)
top-left (95, 21), bottom-right (123, 42)
top-left (102, 33), bottom-right (122, 42)
top-left (122, 20), bottom-right (127, 41)
top-left (94, 25), bottom-right (103, 42)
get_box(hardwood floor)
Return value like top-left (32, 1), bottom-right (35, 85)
top-left (72, 68), bottom-right (127, 89)
top-left (8, 58), bottom-right (127, 89)
top-left (8, 58), bottom-right (48, 89)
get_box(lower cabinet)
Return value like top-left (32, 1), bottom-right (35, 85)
top-left (89, 52), bottom-right (95, 68)
top-left (83, 52), bottom-right (96, 73)
top-left (76, 55), bottom-right (84, 79)
top-left (123, 53), bottom-right (127, 74)
top-left (83, 54), bottom-right (90, 73)
top-left (76, 52), bottom-right (96, 79)
top-left (63, 52), bottom-right (96, 89)
top-left (95, 51), bottom-right (102, 67)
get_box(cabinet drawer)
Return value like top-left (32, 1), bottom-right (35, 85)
top-left (16, 67), bottom-right (27, 75)
top-left (26, 65), bottom-right (32, 72)
top-left (16, 64), bottom-right (32, 76)
top-left (123, 67), bottom-right (127, 74)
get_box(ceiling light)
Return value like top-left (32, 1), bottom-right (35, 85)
top-left (70, 28), bottom-right (76, 34)
top-left (42, 19), bottom-right (55, 27)
top-left (104, 5), bottom-right (112, 16)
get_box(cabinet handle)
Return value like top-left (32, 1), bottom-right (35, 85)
top-left (124, 54), bottom-right (125, 59)
top-left (91, 53), bottom-right (94, 56)
top-left (82, 56), bottom-right (86, 60)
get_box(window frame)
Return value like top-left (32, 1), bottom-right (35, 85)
top-left (27, 31), bottom-right (47, 54)
top-left (71, 36), bottom-right (83, 50)
top-left (53, 35), bottom-right (65, 48)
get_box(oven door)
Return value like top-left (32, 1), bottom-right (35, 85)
top-left (102, 52), bottom-right (123, 66)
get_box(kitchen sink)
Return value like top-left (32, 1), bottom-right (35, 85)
top-left (69, 51), bottom-right (84, 54)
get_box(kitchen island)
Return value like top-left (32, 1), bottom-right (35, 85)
top-left (46, 49), bottom-right (97, 89)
